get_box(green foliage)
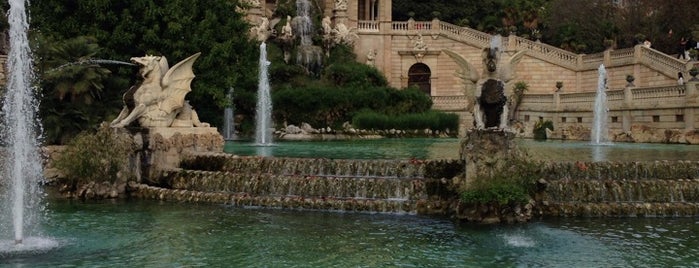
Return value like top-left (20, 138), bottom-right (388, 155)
top-left (461, 180), bottom-right (529, 205)
top-left (53, 125), bottom-right (134, 191)
top-left (351, 110), bottom-right (458, 132)
top-left (460, 157), bottom-right (540, 205)
top-left (323, 63), bottom-right (388, 88)
top-left (35, 36), bottom-right (129, 144)
top-left (533, 119), bottom-right (553, 140)
top-left (30, 0), bottom-right (258, 135)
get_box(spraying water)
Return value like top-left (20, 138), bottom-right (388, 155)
top-left (48, 59), bottom-right (135, 73)
top-left (591, 64), bottom-right (609, 145)
top-left (1, 0), bottom-right (45, 247)
top-left (254, 43), bottom-right (273, 145)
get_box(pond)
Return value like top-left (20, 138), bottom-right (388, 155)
top-left (2, 199), bottom-right (699, 267)
top-left (225, 138), bottom-right (699, 162)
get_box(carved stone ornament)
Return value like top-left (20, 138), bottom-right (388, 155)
top-left (111, 53), bottom-right (210, 128)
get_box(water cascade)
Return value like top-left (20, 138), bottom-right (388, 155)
top-left (591, 64), bottom-right (608, 145)
top-left (292, 0), bottom-right (323, 75)
top-left (1, 0), bottom-right (56, 252)
top-left (223, 88), bottom-right (235, 141)
top-left (254, 43), bottom-right (273, 145)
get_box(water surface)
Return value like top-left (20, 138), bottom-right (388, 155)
top-left (2, 200), bottom-right (698, 267)
top-left (225, 138), bottom-right (699, 162)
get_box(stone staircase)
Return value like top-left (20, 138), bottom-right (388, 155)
top-left (383, 20), bottom-right (693, 80)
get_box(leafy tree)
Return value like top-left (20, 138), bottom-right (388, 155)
top-left (34, 36), bottom-right (129, 144)
top-left (30, 0), bottom-right (259, 139)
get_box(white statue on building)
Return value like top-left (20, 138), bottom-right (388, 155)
top-left (366, 49), bottom-right (377, 66)
top-left (412, 33), bottom-right (428, 51)
top-left (321, 16), bottom-right (333, 37)
top-left (335, 0), bottom-right (347, 10)
top-left (332, 22), bottom-right (357, 46)
top-left (280, 15), bottom-right (293, 41)
top-left (250, 17), bottom-right (270, 42)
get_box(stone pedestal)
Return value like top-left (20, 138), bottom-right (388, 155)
top-left (459, 129), bottom-right (522, 183)
top-left (126, 127), bottom-right (224, 184)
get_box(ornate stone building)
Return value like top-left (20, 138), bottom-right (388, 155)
top-left (244, 1), bottom-right (699, 143)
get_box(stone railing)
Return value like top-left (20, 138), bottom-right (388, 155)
top-left (431, 95), bottom-right (468, 111)
top-left (581, 52), bottom-right (605, 70)
top-left (373, 20), bottom-right (691, 76)
top-left (610, 48), bottom-right (635, 66)
top-left (639, 46), bottom-right (689, 78)
top-left (506, 35), bottom-right (579, 69)
top-left (357, 20), bottom-right (379, 32)
top-left (435, 21), bottom-right (490, 48)
top-left (520, 85), bottom-right (689, 111)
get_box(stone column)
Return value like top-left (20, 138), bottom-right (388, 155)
top-left (622, 85), bottom-right (634, 132)
top-left (686, 82), bottom-right (698, 131)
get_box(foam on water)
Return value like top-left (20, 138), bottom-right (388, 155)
top-left (0, 237), bottom-right (60, 257)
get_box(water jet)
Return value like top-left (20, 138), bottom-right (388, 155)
top-left (254, 42), bottom-right (273, 145)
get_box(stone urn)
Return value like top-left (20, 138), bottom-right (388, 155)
top-left (626, 74), bottom-right (635, 86)
top-left (555, 81), bottom-right (563, 92)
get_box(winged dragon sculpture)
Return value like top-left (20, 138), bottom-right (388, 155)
top-left (443, 46), bottom-right (525, 129)
top-left (110, 52), bottom-right (210, 128)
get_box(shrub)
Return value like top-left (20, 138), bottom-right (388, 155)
top-left (53, 125), bottom-right (134, 191)
top-left (533, 119), bottom-right (554, 140)
top-left (459, 157), bottom-right (541, 205)
top-left (352, 110), bottom-right (458, 131)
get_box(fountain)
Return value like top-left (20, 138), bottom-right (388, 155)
top-left (0, 0), bottom-right (57, 252)
top-left (591, 64), bottom-right (609, 145)
top-left (223, 87), bottom-right (236, 141)
top-left (254, 42), bottom-right (273, 145)
top-left (292, 0), bottom-right (323, 75)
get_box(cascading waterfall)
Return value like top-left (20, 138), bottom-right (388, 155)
top-left (1, 0), bottom-right (53, 251)
top-left (591, 64), bottom-right (609, 145)
top-left (254, 42), bottom-right (273, 145)
top-left (292, 0), bottom-right (323, 75)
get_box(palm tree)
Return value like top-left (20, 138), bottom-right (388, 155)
top-left (36, 35), bottom-right (126, 144)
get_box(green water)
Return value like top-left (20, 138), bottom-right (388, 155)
top-left (2, 199), bottom-right (699, 267)
top-left (225, 138), bottom-right (699, 162)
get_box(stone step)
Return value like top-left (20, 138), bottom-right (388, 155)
top-left (541, 201), bottom-right (699, 217)
top-left (129, 183), bottom-right (451, 214)
top-left (543, 178), bottom-right (699, 202)
top-left (160, 169), bottom-right (437, 200)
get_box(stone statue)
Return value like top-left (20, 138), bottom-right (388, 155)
top-left (332, 22), bottom-right (357, 45)
top-left (280, 15), bottom-right (293, 41)
top-left (412, 33), bottom-right (428, 51)
top-left (256, 17), bottom-right (270, 42)
top-left (111, 53), bottom-right (210, 128)
top-left (443, 40), bottom-right (525, 129)
top-left (321, 16), bottom-right (333, 37)
top-left (334, 0), bottom-right (347, 10)
top-left (366, 49), bottom-right (377, 66)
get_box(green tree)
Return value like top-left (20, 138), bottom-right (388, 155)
top-left (35, 36), bottom-right (128, 144)
top-left (30, 0), bottom-right (259, 138)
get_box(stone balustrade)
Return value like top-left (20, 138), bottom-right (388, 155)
top-left (365, 19), bottom-right (693, 76)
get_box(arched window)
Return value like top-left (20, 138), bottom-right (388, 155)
top-left (408, 63), bottom-right (431, 95)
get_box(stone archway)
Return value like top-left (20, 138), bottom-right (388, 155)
top-left (408, 63), bottom-right (431, 95)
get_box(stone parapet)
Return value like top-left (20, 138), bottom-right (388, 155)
top-left (124, 127), bottom-right (223, 184)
